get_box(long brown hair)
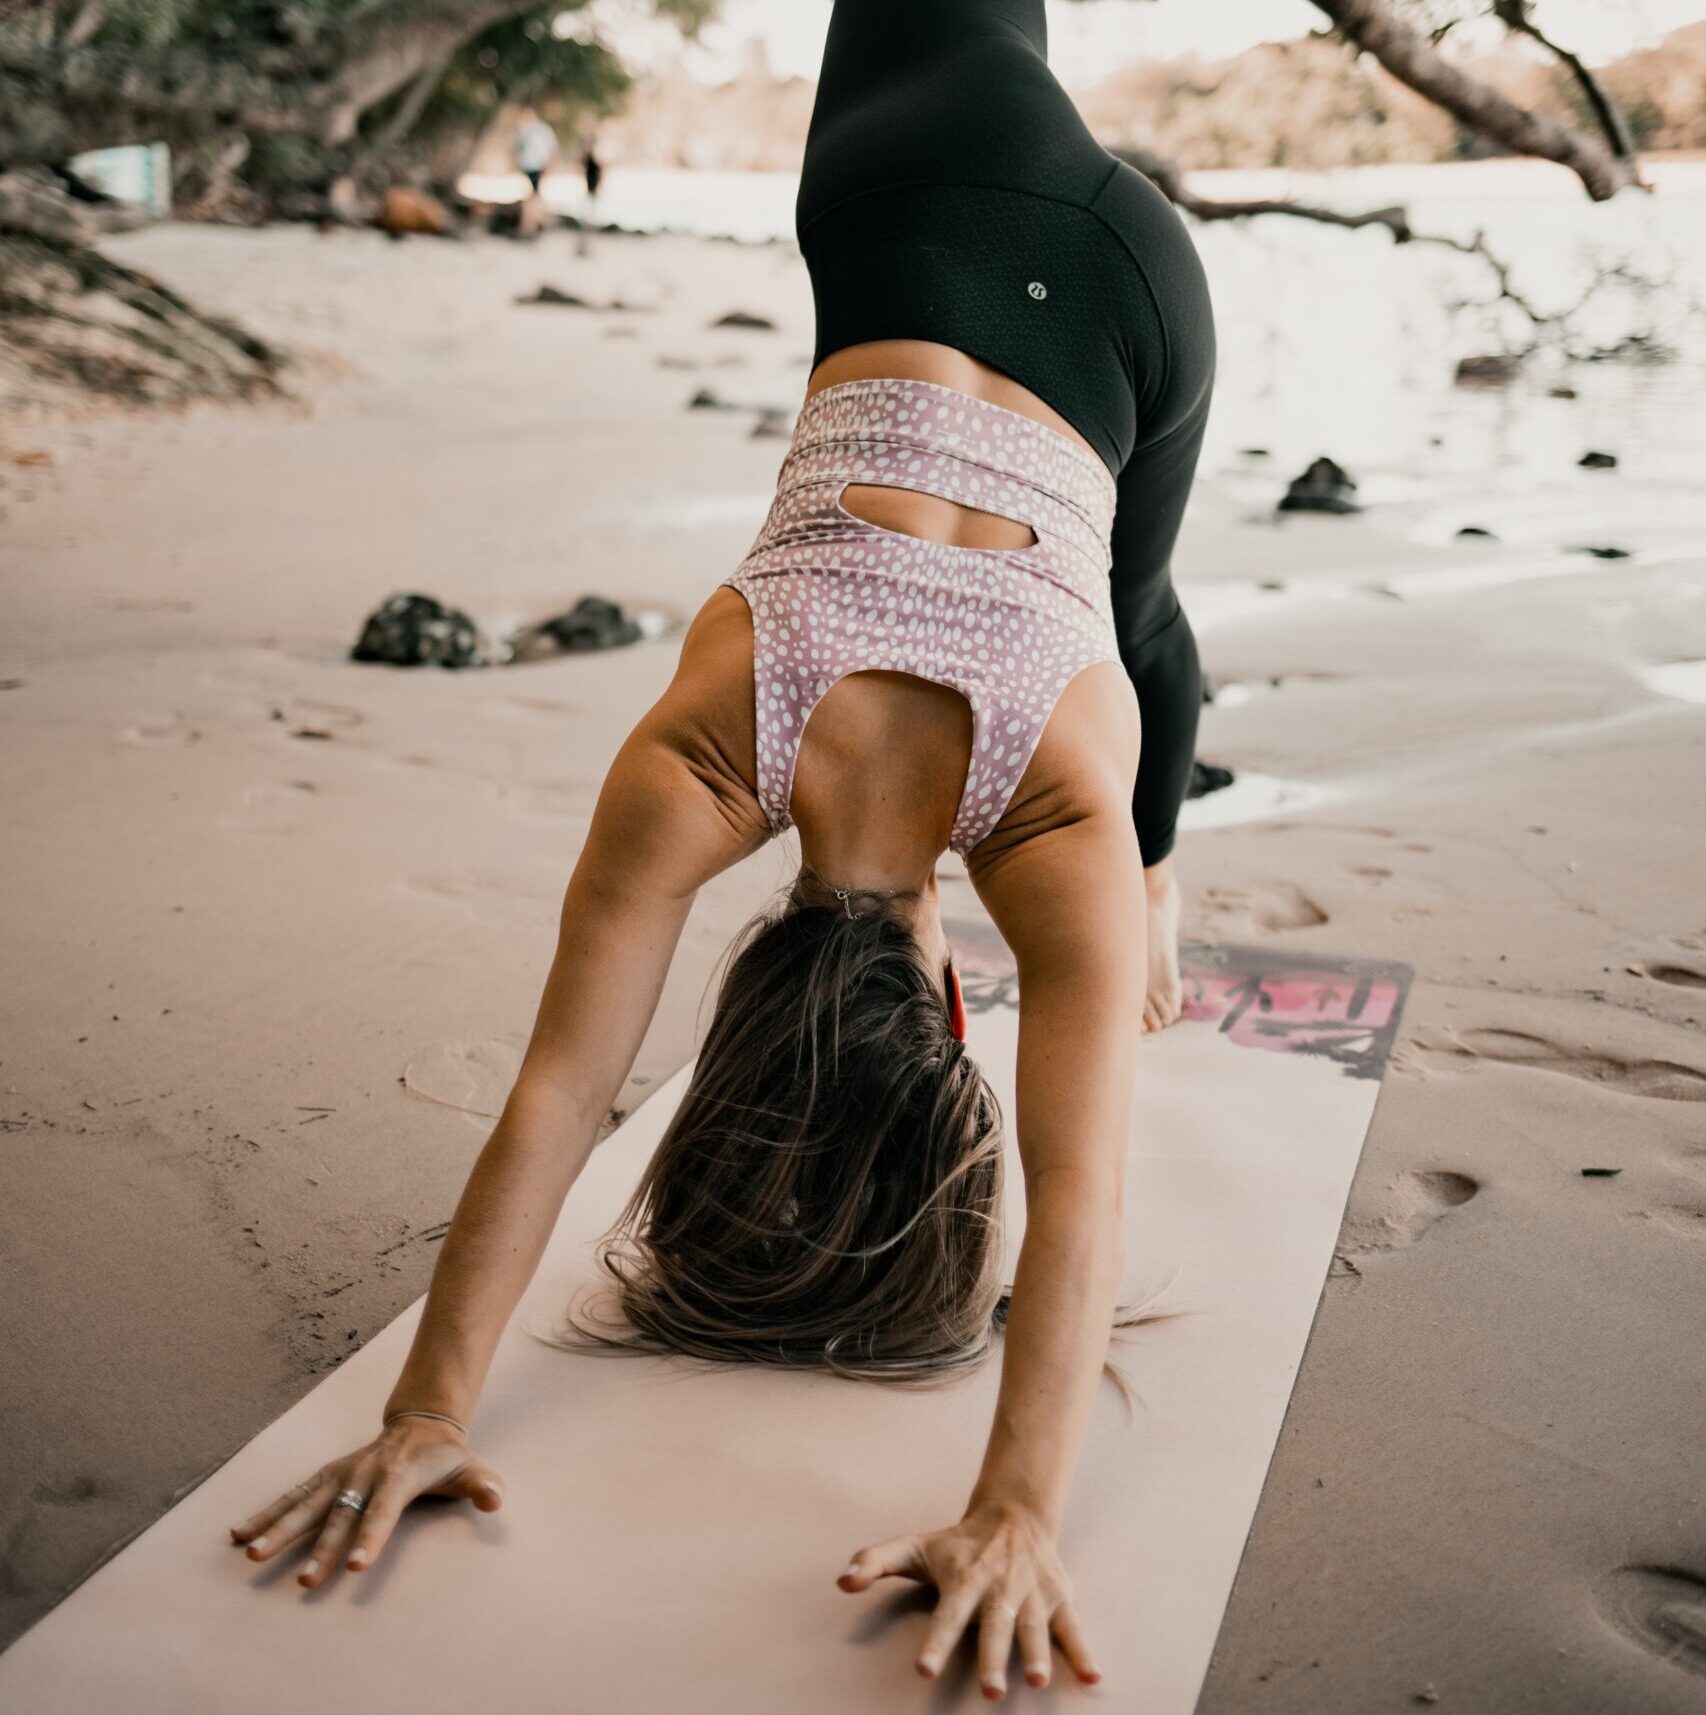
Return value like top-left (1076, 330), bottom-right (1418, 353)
top-left (542, 876), bottom-right (1186, 1406)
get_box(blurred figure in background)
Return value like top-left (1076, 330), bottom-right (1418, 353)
top-left (510, 107), bottom-right (558, 202)
top-left (580, 132), bottom-right (604, 206)
top-left (576, 132), bottom-right (604, 253)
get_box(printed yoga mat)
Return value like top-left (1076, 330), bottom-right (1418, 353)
top-left (0, 924), bottom-right (1410, 1714)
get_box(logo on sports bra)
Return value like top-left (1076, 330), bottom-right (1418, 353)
top-left (1027, 280), bottom-right (1048, 300)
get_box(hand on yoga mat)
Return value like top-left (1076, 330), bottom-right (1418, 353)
top-left (836, 1501), bottom-right (1102, 1700)
top-left (227, 1417), bottom-right (505, 1590)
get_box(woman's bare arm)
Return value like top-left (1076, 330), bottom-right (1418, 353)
top-left (232, 598), bottom-right (766, 1585)
top-left (961, 798), bottom-right (1146, 1530)
top-left (839, 793), bottom-right (1146, 1693)
top-left (832, 666), bottom-right (1145, 1694)
top-left (386, 616), bottom-right (768, 1428)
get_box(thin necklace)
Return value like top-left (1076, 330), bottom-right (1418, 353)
top-left (797, 865), bottom-right (911, 920)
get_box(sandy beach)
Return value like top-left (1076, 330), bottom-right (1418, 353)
top-left (3, 212), bottom-right (1705, 1710)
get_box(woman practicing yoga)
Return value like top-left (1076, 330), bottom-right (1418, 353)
top-left (229, 0), bottom-right (1214, 1699)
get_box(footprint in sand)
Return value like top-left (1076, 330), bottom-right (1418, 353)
top-left (403, 1038), bottom-right (526, 1119)
top-left (402, 870), bottom-right (558, 930)
top-left (1631, 961), bottom-right (1706, 991)
top-left (269, 697), bottom-right (365, 740)
top-left (496, 782), bottom-right (592, 828)
top-left (1199, 881), bottom-right (1328, 933)
top-left (1410, 1028), bottom-right (1706, 1103)
top-left (1595, 1564), bottom-right (1706, 1680)
top-left (485, 697), bottom-right (580, 723)
top-left (218, 780), bottom-right (318, 837)
top-left (1622, 1205), bottom-right (1706, 1241)
top-left (1331, 1169), bottom-right (1479, 1278)
top-left (116, 711), bottom-right (202, 745)
top-left (30, 1473), bottom-right (103, 1507)
top-left (1264, 821), bottom-right (1433, 853)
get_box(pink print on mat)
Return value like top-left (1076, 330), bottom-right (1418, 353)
top-left (723, 375), bottom-right (1122, 857)
top-left (1180, 947), bottom-right (1412, 1081)
top-left (942, 914), bottom-right (1413, 1083)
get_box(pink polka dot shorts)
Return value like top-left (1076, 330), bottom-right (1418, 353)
top-left (723, 375), bottom-right (1122, 856)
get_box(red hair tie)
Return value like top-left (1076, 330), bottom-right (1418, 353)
top-left (946, 959), bottom-right (968, 1042)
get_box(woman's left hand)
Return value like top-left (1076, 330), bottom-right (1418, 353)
top-left (836, 1501), bottom-right (1103, 1699)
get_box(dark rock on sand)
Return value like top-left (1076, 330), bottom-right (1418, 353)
top-left (1578, 450), bottom-right (1618, 470)
top-left (517, 286), bottom-right (652, 312)
top-left (517, 284), bottom-right (593, 307)
top-left (1454, 353), bottom-right (1522, 387)
top-left (351, 593), bottom-right (485, 669)
top-left (507, 596), bottom-right (642, 662)
top-left (1239, 447), bottom-right (1271, 459)
top-left (751, 408), bottom-right (794, 439)
top-left (710, 309), bottom-right (778, 330)
top-left (1456, 526), bottom-right (1498, 539)
top-left (488, 199), bottom-right (550, 241)
top-left (688, 388), bottom-right (738, 411)
top-left (1570, 545), bottom-right (1632, 559)
top-left (1550, 385), bottom-right (1579, 399)
top-left (1187, 760), bottom-right (1236, 800)
top-left (1277, 456), bottom-right (1360, 515)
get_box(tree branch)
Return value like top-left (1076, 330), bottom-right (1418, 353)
top-left (1122, 147), bottom-right (1421, 237)
top-left (1306, 0), bottom-right (1638, 198)
top-left (1117, 144), bottom-right (1571, 337)
top-left (367, 50), bottom-right (454, 153)
top-left (0, 0), bottom-right (541, 168)
top-left (1490, 0), bottom-right (1636, 161)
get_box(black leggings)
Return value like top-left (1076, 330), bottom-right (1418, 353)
top-left (797, 0), bottom-right (1216, 864)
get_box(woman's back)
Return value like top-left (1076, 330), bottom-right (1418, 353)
top-left (681, 339), bottom-right (1142, 888)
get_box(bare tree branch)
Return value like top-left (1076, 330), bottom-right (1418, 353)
top-left (367, 50), bottom-right (454, 153)
top-left (1118, 143), bottom-right (1580, 339)
top-left (1490, 0), bottom-right (1636, 161)
top-left (1306, 0), bottom-right (1639, 198)
top-left (1121, 147), bottom-right (1422, 237)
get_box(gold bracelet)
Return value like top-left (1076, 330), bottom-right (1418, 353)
top-left (383, 1407), bottom-right (469, 1437)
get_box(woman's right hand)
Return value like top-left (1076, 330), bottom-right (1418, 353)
top-left (228, 1416), bottom-right (505, 1589)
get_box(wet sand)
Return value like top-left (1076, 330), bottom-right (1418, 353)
top-left (3, 221), bottom-right (1704, 1710)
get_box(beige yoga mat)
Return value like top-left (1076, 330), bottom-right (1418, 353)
top-left (0, 924), bottom-right (1409, 1714)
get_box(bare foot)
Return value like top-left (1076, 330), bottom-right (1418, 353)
top-left (1142, 856), bottom-right (1184, 1034)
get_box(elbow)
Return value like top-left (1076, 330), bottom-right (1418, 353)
top-left (1025, 1165), bottom-right (1127, 1236)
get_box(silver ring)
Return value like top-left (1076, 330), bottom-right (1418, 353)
top-left (332, 1488), bottom-right (368, 1514)
top-left (988, 1601), bottom-right (1018, 1621)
